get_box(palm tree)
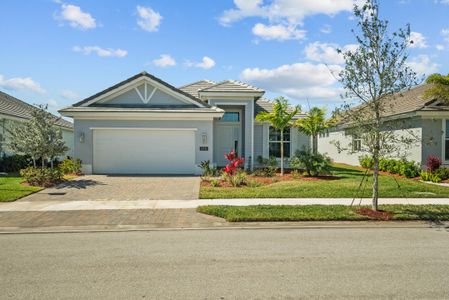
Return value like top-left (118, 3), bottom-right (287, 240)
top-left (256, 97), bottom-right (300, 176)
top-left (423, 73), bottom-right (449, 103)
top-left (295, 107), bottom-right (334, 154)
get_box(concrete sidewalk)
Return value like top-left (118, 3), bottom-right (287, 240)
top-left (1, 198), bottom-right (449, 212)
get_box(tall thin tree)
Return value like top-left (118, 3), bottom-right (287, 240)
top-left (337, 0), bottom-right (418, 210)
top-left (295, 107), bottom-right (334, 154)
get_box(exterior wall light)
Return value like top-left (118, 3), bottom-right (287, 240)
top-left (79, 132), bottom-right (85, 143)
top-left (201, 132), bottom-right (207, 145)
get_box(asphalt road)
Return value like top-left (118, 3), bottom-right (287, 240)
top-left (1, 227), bottom-right (449, 299)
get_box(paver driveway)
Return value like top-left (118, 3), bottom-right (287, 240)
top-left (19, 175), bottom-right (200, 201)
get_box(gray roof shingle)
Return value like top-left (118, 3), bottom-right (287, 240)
top-left (255, 98), bottom-right (305, 119)
top-left (0, 90), bottom-right (73, 129)
top-left (179, 80), bottom-right (216, 98)
top-left (200, 80), bottom-right (264, 93)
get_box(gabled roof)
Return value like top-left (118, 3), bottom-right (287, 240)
top-left (72, 71), bottom-right (211, 108)
top-left (0, 90), bottom-right (73, 129)
top-left (339, 84), bottom-right (438, 122)
top-left (255, 98), bottom-right (306, 119)
top-left (200, 80), bottom-right (264, 93)
top-left (179, 80), bottom-right (216, 98)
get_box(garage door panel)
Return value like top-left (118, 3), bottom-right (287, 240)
top-left (93, 129), bottom-right (195, 174)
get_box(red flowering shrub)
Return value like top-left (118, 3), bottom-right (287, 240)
top-left (222, 150), bottom-right (246, 187)
top-left (427, 155), bottom-right (442, 172)
top-left (223, 150), bottom-right (244, 175)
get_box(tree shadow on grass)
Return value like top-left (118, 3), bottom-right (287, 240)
top-left (399, 208), bottom-right (449, 224)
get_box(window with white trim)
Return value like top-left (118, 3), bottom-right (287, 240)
top-left (352, 134), bottom-right (362, 152)
top-left (269, 127), bottom-right (291, 158)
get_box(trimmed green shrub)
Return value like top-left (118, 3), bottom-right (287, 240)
top-left (199, 160), bottom-right (219, 177)
top-left (420, 171), bottom-right (442, 183)
top-left (255, 156), bottom-right (278, 177)
top-left (222, 170), bottom-right (247, 187)
top-left (289, 149), bottom-right (332, 177)
top-left (59, 158), bottom-right (82, 175)
top-left (359, 155), bottom-right (374, 169)
top-left (20, 167), bottom-right (63, 187)
top-left (434, 167), bottom-right (449, 181)
top-left (386, 159), bottom-right (401, 174)
top-left (399, 161), bottom-right (420, 178)
top-left (0, 154), bottom-right (32, 173)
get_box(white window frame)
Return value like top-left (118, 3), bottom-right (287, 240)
top-left (352, 134), bottom-right (362, 152)
top-left (269, 127), bottom-right (291, 158)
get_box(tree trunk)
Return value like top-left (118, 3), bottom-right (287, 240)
top-left (41, 158), bottom-right (45, 169)
top-left (32, 158), bottom-right (36, 168)
top-left (372, 154), bottom-right (379, 211)
top-left (50, 159), bottom-right (54, 170)
top-left (280, 129), bottom-right (284, 176)
top-left (312, 134), bottom-right (318, 154)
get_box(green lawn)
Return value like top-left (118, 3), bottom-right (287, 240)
top-left (200, 164), bottom-right (449, 199)
top-left (0, 175), bottom-right (42, 202)
top-left (197, 204), bottom-right (449, 222)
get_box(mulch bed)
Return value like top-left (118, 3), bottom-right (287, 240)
top-left (355, 207), bottom-right (394, 220)
top-left (201, 173), bottom-right (341, 188)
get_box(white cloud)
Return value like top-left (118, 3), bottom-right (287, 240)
top-left (153, 54), bottom-right (176, 67)
top-left (136, 6), bottom-right (162, 32)
top-left (434, 29), bottom-right (449, 51)
top-left (185, 56), bottom-right (216, 70)
top-left (58, 4), bottom-right (96, 30)
top-left (47, 99), bottom-right (58, 108)
top-left (408, 31), bottom-right (428, 48)
top-left (73, 46), bottom-right (127, 57)
top-left (252, 23), bottom-right (306, 41)
top-left (439, 0), bottom-right (449, 4)
top-left (240, 62), bottom-right (343, 101)
top-left (304, 42), bottom-right (358, 65)
top-left (220, 0), bottom-right (354, 26)
top-left (0, 74), bottom-right (45, 94)
top-left (60, 89), bottom-right (78, 100)
top-left (406, 55), bottom-right (439, 76)
top-left (320, 24), bottom-right (332, 34)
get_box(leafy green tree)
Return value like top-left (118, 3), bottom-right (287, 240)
top-left (295, 107), bottom-right (334, 154)
top-left (337, 0), bottom-right (418, 210)
top-left (9, 105), bottom-right (68, 169)
top-left (423, 73), bottom-right (449, 103)
top-left (256, 96), bottom-right (300, 176)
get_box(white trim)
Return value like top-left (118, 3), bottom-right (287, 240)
top-left (211, 101), bottom-right (249, 106)
top-left (146, 86), bottom-right (157, 103)
top-left (60, 111), bottom-right (224, 120)
top-left (90, 127), bottom-right (198, 131)
top-left (134, 86), bottom-right (145, 103)
top-left (199, 91), bottom-right (264, 98)
top-left (250, 99), bottom-right (254, 170)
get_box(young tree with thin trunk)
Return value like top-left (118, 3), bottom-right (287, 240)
top-left (295, 107), bottom-right (334, 154)
top-left (256, 97), bottom-right (300, 176)
top-left (9, 105), bottom-right (68, 169)
top-left (337, 0), bottom-right (418, 210)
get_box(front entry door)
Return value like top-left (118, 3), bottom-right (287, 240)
top-left (214, 111), bottom-right (242, 166)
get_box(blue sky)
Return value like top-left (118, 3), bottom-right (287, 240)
top-left (0, 0), bottom-right (448, 116)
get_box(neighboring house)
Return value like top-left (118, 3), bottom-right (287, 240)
top-left (59, 71), bottom-right (309, 175)
top-left (0, 90), bottom-right (74, 157)
top-left (318, 84), bottom-right (447, 167)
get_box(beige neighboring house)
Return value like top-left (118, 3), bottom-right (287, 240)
top-left (0, 90), bottom-right (74, 158)
top-left (318, 84), bottom-right (448, 167)
top-left (59, 71), bottom-right (309, 175)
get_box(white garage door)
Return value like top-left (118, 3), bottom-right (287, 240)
top-left (93, 128), bottom-right (196, 174)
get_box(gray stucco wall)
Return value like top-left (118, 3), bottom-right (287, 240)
top-left (254, 124), bottom-right (263, 159)
top-left (318, 117), bottom-right (423, 166)
top-left (421, 118), bottom-right (442, 163)
top-left (73, 119), bottom-right (213, 174)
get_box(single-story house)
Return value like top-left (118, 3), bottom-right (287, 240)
top-left (318, 84), bottom-right (448, 167)
top-left (0, 90), bottom-right (74, 157)
top-left (59, 71), bottom-right (309, 175)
